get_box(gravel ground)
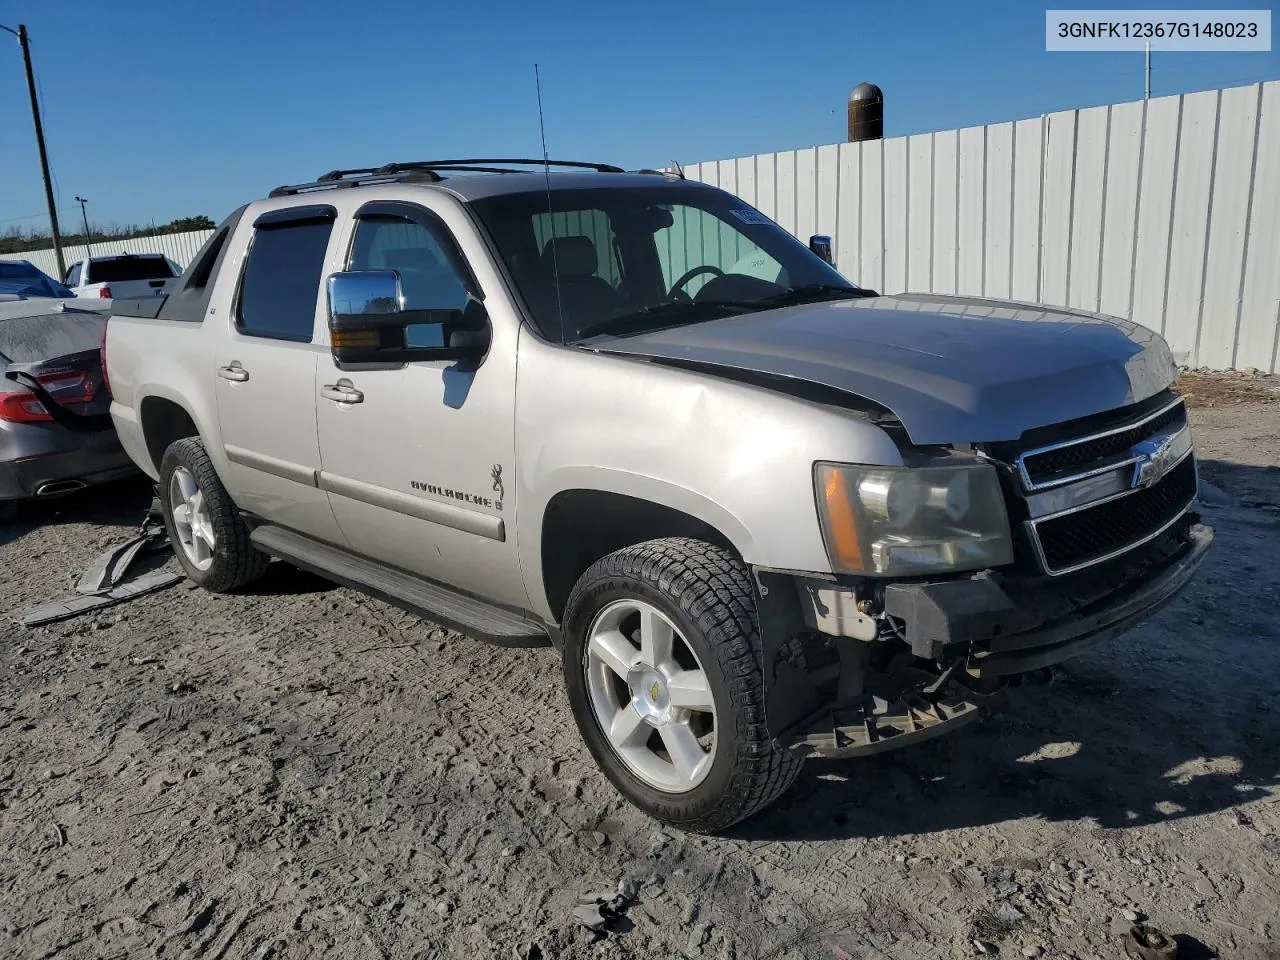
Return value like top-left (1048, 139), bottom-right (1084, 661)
top-left (1, 375), bottom-right (1278, 960)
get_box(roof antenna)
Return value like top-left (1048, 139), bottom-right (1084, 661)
top-left (535, 63), bottom-right (566, 344)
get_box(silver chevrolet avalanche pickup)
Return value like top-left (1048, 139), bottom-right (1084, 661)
top-left (104, 159), bottom-right (1213, 832)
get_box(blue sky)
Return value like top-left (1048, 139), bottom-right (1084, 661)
top-left (1, 0), bottom-right (1276, 233)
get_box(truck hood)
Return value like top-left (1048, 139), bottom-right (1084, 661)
top-left (588, 293), bottom-right (1178, 445)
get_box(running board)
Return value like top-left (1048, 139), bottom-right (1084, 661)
top-left (249, 525), bottom-right (549, 647)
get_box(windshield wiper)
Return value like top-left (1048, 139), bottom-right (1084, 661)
top-left (750, 283), bottom-right (878, 307)
top-left (576, 299), bottom-right (757, 340)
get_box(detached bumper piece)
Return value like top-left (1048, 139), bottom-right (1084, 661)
top-left (11, 495), bottom-right (181, 628)
top-left (782, 661), bottom-right (1000, 759)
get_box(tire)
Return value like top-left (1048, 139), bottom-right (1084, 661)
top-left (562, 537), bottom-right (804, 833)
top-left (158, 437), bottom-right (269, 592)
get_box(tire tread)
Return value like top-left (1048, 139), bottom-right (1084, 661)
top-left (160, 437), bottom-right (269, 593)
top-left (564, 536), bottom-right (803, 833)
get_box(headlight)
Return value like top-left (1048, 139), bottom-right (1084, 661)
top-left (815, 460), bottom-right (1013, 576)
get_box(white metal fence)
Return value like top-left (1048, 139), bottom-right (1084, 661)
top-left (1, 229), bottom-right (215, 281)
top-left (7, 81), bottom-right (1277, 372)
top-left (683, 80), bottom-right (1280, 373)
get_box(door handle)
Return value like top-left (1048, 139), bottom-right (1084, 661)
top-left (321, 380), bottom-right (364, 404)
top-left (218, 363), bottom-right (249, 382)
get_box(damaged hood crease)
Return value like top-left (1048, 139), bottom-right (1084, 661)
top-left (589, 294), bottom-right (1178, 446)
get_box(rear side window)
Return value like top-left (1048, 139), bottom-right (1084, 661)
top-left (86, 257), bottom-right (175, 283)
top-left (65, 263), bottom-right (82, 286)
top-left (237, 220), bottom-right (333, 342)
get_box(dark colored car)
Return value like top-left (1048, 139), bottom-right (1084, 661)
top-left (0, 259), bottom-right (76, 300)
top-left (0, 298), bottom-right (137, 522)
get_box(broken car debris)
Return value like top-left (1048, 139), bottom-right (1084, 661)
top-left (11, 492), bottom-right (182, 627)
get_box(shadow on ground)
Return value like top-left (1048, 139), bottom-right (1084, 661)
top-left (1197, 458), bottom-right (1280, 508)
top-left (0, 476), bottom-right (154, 549)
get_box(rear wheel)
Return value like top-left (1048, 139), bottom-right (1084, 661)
top-left (562, 537), bottom-right (804, 833)
top-left (158, 437), bottom-right (269, 592)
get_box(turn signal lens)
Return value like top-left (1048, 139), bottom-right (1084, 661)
top-left (817, 465), bottom-right (865, 571)
top-left (330, 329), bottom-right (380, 349)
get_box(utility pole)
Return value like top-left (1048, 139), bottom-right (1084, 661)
top-left (1145, 41), bottom-right (1151, 99)
top-left (75, 196), bottom-right (91, 257)
top-left (1, 24), bottom-right (66, 277)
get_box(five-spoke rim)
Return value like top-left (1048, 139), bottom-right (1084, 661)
top-left (585, 599), bottom-right (716, 793)
top-left (169, 466), bottom-right (216, 571)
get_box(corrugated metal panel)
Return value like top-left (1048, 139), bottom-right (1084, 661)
top-left (1163, 89), bottom-right (1219, 356)
top-left (932, 130), bottom-right (958, 294)
top-left (883, 137), bottom-right (909, 294)
top-left (795, 147), bottom-right (817, 244)
top-left (984, 122), bottom-right (1015, 299)
top-left (1198, 84), bottom-right (1260, 370)
top-left (1040, 109), bottom-right (1076, 307)
top-left (1099, 100), bottom-right (1144, 318)
top-left (735, 155), bottom-right (757, 210)
top-left (836, 143), bottom-right (861, 278)
top-left (682, 79), bottom-right (1279, 371)
top-left (756, 153), bottom-right (777, 220)
top-left (1130, 95), bottom-right (1181, 344)
top-left (775, 151), bottom-right (797, 235)
top-left (1010, 117), bottom-right (1043, 302)
top-left (859, 140), bottom-right (884, 292)
top-left (907, 134), bottom-right (933, 291)
top-left (1068, 105), bottom-right (1109, 311)
top-left (957, 125), bottom-right (986, 295)
top-left (1235, 81), bottom-right (1280, 372)
top-left (815, 144), bottom-right (840, 254)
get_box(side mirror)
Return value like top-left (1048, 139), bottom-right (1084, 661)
top-left (326, 270), bottom-right (490, 369)
top-left (809, 235), bottom-right (834, 265)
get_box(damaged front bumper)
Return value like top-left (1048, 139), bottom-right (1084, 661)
top-left (883, 519), bottom-right (1214, 678)
top-left (757, 518), bottom-right (1214, 759)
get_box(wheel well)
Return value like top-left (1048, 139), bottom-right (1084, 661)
top-left (139, 397), bottom-right (200, 470)
top-left (540, 489), bottom-right (737, 622)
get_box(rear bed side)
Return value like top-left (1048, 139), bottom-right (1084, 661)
top-left (106, 208), bottom-right (247, 481)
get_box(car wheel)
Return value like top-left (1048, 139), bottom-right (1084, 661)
top-left (159, 437), bottom-right (269, 592)
top-left (561, 537), bottom-right (804, 833)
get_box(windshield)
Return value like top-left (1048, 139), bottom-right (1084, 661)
top-left (0, 262), bottom-right (72, 299)
top-left (86, 256), bottom-right (175, 283)
top-left (467, 184), bottom-right (868, 343)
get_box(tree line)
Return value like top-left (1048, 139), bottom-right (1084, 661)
top-left (0, 215), bottom-right (216, 255)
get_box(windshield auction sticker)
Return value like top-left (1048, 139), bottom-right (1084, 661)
top-left (1046, 9), bottom-right (1271, 49)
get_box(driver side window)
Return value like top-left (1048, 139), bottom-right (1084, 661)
top-left (348, 218), bottom-right (471, 348)
top-left (654, 206), bottom-right (786, 297)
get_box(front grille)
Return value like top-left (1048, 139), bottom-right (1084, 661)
top-left (1031, 454), bottom-right (1197, 573)
top-left (1021, 400), bottom-right (1186, 485)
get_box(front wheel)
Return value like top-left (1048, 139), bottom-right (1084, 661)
top-left (561, 537), bottom-right (803, 833)
top-left (158, 437), bottom-right (269, 592)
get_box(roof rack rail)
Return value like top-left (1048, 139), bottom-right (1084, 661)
top-left (268, 168), bottom-right (442, 198)
top-left (377, 158), bottom-right (625, 174)
top-left (267, 157), bottom-right (625, 199)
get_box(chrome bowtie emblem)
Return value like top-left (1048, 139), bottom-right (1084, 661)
top-left (1130, 433), bottom-right (1177, 489)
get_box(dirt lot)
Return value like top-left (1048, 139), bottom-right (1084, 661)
top-left (2, 374), bottom-right (1278, 960)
